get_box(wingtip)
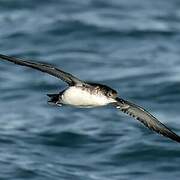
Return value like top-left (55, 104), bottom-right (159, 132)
top-left (115, 97), bottom-right (180, 143)
top-left (168, 133), bottom-right (180, 143)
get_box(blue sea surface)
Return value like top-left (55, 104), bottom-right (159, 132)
top-left (0, 0), bottom-right (180, 179)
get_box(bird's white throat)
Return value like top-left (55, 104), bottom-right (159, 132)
top-left (61, 86), bottom-right (115, 107)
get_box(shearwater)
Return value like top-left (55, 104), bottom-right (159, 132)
top-left (0, 54), bottom-right (180, 143)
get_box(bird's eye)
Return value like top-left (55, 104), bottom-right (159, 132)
top-left (107, 92), bottom-right (112, 97)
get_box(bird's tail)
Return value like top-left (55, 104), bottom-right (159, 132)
top-left (47, 94), bottom-right (60, 105)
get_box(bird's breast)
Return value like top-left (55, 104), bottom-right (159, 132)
top-left (61, 86), bottom-right (115, 107)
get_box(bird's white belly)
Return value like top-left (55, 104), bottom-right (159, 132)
top-left (62, 86), bottom-right (113, 107)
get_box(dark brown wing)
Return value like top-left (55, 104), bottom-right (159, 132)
top-left (0, 54), bottom-right (83, 86)
top-left (113, 97), bottom-right (180, 143)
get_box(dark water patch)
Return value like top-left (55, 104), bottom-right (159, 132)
top-left (0, 133), bottom-right (21, 145)
top-left (0, 0), bottom-right (58, 10)
top-left (104, 143), bottom-right (180, 174)
top-left (38, 131), bottom-right (95, 148)
top-left (5, 32), bottom-right (30, 40)
top-left (45, 19), bottom-right (100, 37)
top-left (15, 167), bottom-right (38, 179)
top-left (98, 28), bottom-right (178, 39)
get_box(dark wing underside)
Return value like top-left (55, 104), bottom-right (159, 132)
top-left (113, 97), bottom-right (180, 143)
top-left (0, 54), bottom-right (83, 86)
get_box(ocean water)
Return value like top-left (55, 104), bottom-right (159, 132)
top-left (0, 0), bottom-right (180, 179)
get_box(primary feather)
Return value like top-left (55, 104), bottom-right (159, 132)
top-left (114, 97), bottom-right (180, 143)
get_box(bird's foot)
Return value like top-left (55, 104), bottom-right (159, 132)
top-left (48, 101), bottom-right (62, 107)
top-left (56, 102), bottom-right (62, 107)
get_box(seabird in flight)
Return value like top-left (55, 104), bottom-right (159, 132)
top-left (0, 53), bottom-right (180, 143)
